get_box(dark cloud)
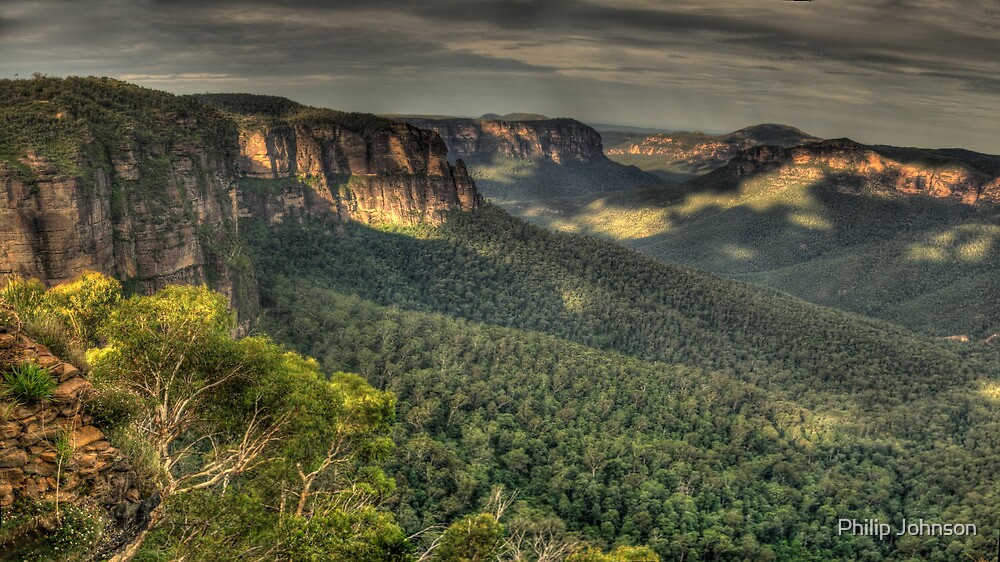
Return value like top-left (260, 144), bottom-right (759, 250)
top-left (2, 0), bottom-right (999, 152)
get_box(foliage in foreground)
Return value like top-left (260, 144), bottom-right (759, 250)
top-left (3, 273), bottom-right (641, 561)
top-left (0, 275), bottom-right (413, 561)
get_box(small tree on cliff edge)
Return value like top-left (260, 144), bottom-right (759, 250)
top-left (89, 285), bottom-right (287, 500)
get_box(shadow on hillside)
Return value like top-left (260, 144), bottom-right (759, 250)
top-left (513, 167), bottom-right (997, 267)
top-left (488, 167), bottom-right (1000, 338)
top-left (244, 205), bottom-right (1000, 452)
top-left (464, 154), bottom-right (672, 203)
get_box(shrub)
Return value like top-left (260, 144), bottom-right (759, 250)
top-left (0, 276), bottom-right (45, 318)
top-left (434, 513), bottom-right (505, 562)
top-left (2, 363), bottom-right (56, 403)
top-left (40, 272), bottom-right (122, 345)
top-left (0, 275), bottom-right (46, 330)
top-left (22, 316), bottom-right (89, 371)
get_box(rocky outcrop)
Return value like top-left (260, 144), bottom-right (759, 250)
top-left (606, 124), bottom-right (818, 173)
top-left (0, 79), bottom-right (481, 320)
top-left (398, 117), bottom-right (606, 164)
top-left (0, 117), bottom-right (254, 320)
top-left (235, 121), bottom-right (477, 225)
top-left (720, 139), bottom-right (1000, 205)
top-left (0, 328), bottom-right (156, 555)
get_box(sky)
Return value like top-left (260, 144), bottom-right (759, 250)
top-left (2, 0), bottom-right (999, 152)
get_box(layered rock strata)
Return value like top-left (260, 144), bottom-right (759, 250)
top-left (724, 139), bottom-right (1000, 205)
top-left (399, 117), bottom-right (606, 163)
top-left (235, 121), bottom-right (477, 224)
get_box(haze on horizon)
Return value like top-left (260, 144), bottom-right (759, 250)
top-left (2, 0), bottom-right (999, 153)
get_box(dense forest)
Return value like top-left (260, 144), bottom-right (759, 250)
top-left (465, 154), bottom-right (667, 205)
top-left (0, 76), bottom-right (237, 179)
top-left (243, 204), bottom-right (1000, 561)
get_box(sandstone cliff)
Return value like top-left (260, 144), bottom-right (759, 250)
top-left (605, 124), bottom-right (818, 174)
top-left (233, 119), bottom-right (477, 225)
top-left (0, 142), bottom-right (248, 306)
top-left (1, 80), bottom-right (480, 318)
top-left (718, 139), bottom-right (1000, 205)
top-left (0, 77), bottom-right (255, 320)
top-left (399, 117), bottom-right (606, 164)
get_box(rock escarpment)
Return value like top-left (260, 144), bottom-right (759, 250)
top-left (399, 117), bottom-right (606, 163)
top-left (722, 139), bottom-right (1000, 205)
top-left (0, 141), bottom-right (246, 303)
top-left (1, 80), bottom-right (480, 317)
top-left (0, 77), bottom-right (254, 319)
top-left (233, 118), bottom-right (477, 225)
top-left (605, 124), bottom-right (819, 173)
top-left (0, 328), bottom-right (157, 556)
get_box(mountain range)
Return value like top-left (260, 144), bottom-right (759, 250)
top-left (602, 124), bottom-right (819, 182)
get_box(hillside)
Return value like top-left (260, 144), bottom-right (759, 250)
top-left (245, 202), bottom-right (1000, 561)
top-left (0, 79), bottom-right (478, 325)
top-left (509, 138), bottom-right (1000, 339)
top-left (2, 78), bottom-right (998, 561)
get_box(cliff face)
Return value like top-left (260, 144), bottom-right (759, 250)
top-left (1, 80), bottom-right (479, 317)
top-left (0, 140), bottom-right (245, 303)
top-left (722, 139), bottom-right (1000, 205)
top-left (399, 117), bottom-right (606, 163)
top-left (234, 121), bottom-right (477, 224)
top-left (605, 124), bottom-right (818, 173)
top-left (0, 78), bottom-right (254, 320)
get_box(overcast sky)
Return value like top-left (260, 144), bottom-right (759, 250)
top-left (3, 0), bottom-right (999, 152)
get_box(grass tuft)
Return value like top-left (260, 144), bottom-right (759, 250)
top-left (2, 362), bottom-right (56, 403)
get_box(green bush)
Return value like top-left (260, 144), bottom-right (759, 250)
top-left (0, 275), bottom-right (46, 330)
top-left (40, 271), bottom-right (122, 346)
top-left (434, 514), bottom-right (504, 562)
top-left (2, 363), bottom-right (56, 403)
top-left (567, 546), bottom-right (660, 562)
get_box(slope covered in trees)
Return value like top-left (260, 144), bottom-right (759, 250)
top-left (494, 148), bottom-right (1000, 339)
top-left (244, 204), bottom-right (1000, 561)
top-left (2, 78), bottom-right (997, 561)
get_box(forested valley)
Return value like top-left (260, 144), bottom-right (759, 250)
top-left (243, 204), bottom-right (1000, 561)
